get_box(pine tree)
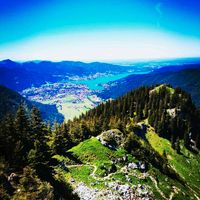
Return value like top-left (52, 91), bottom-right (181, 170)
top-left (28, 107), bottom-right (51, 171)
top-left (15, 104), bottom-right (30, 140)
top-left (30, 107), bottom-right (44, 140)
top-left (14, 104), bottom-right (30, 163)
top-left (0, 114), bottom-right (16, 163)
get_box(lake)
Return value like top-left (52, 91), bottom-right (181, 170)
top-left (71, 70), bottom-right (151, 90)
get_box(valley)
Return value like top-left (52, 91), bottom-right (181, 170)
top-left (19, 59), bottom-right (200, 120)
top-left (20, 71), bottom-right (149, 120)
top-left (0, 59), bottom-right (152, 120)
top-left (2, 59), bottom-right (200, 121)
top-left (21, 81), bottom-right (102, 120)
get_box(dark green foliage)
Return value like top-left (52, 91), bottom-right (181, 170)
top-left (0, 105), bottom-right (78, 199)
top-left (0, 105), bottom-right (51, 169)
top-left (0, 173), bottom-right (14, 199)
top-left (53, 173), bottom-right (79, 200)
top-left (0, 114), bottom-right (16, 164)
top-left (52, 123), bottom-right (73, 155)
top-left (124, 131), bottom-right (185, 184)
top-left (14, 104), bottom-right (31, 163)
top-left (124, 132), bottom-right (141, 152)
top-left (28, 107), bottom-right (52, 171)
top-left (12, 166), bottom-right (54, 200)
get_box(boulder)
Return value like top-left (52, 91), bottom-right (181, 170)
top-left (97, 129), bottom-right (125, 149)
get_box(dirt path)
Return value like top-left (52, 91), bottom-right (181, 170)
top-left (67, 164), bottom-right (86, 168)
top-left (169, 191), bottom-right (175, 200)
top-left (90, 164), bottom-right (117, 181)
top-left (169, 186), bottom-right (181, 200)
top-left (149, 176), bottom-right (167, 200)
top-left (90, 165), bottom-right (97, 177)
top-left (187, 185), bottom-right (200, 200)
top-left (67, 163), bottom-right (182, 200)
top-left (67, 163), bottom-right (104, 181)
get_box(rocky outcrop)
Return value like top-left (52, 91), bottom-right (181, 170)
top-left (97, 129), bottom-right (125, 149)
top-left (73, 182), bottom-right (153, 200)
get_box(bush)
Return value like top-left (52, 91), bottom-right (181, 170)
top-left (12, 166), bottom-right (54, 200)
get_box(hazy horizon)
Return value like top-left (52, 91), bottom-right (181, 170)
top-left (1, 56), bottom-right (200, 65)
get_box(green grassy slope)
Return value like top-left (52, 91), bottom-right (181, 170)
top-left (146, 126), bottom-right (200, 198)
top-left (53, 135), bottom-right (199, 199)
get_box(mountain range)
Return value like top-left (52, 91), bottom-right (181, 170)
top-left (0, 59), bottom-right (134, 91)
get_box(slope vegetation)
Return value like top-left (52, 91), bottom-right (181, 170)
top-left (52, 84), bottom-right (200, 199)
top-left (54, 130), bottom-right (199, 199)
top-left (0, 85), bottom-right (64, 123)
top-left (1, 84), bottom-right (200, 199)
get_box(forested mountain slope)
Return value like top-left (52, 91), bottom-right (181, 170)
top-left (53, 85), bottom-right (200, 199)
top-left (0, 85), bottom-right (64, 123)
top-left (74, 85), bottom-right (200, 150)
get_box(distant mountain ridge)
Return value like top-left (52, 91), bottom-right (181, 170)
top-left (0, 59), bottom-right (133, 91)
top-left (1, 59), bottom-right (200, 92)
top-left (100, 66), bottom-right (200, 107)
top-left (152, 63), bottom-right (200, 73)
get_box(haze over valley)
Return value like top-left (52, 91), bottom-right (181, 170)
top-left (1, 58), bottom-right (200, 121)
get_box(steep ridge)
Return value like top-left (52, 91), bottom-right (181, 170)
top-left (74, 85), bottom-right (200, 150)
top-left (52, 85), bottom-right (200, 199)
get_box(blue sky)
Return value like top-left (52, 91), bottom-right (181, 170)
top-left (0, 0), bottom-right (200, 61)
